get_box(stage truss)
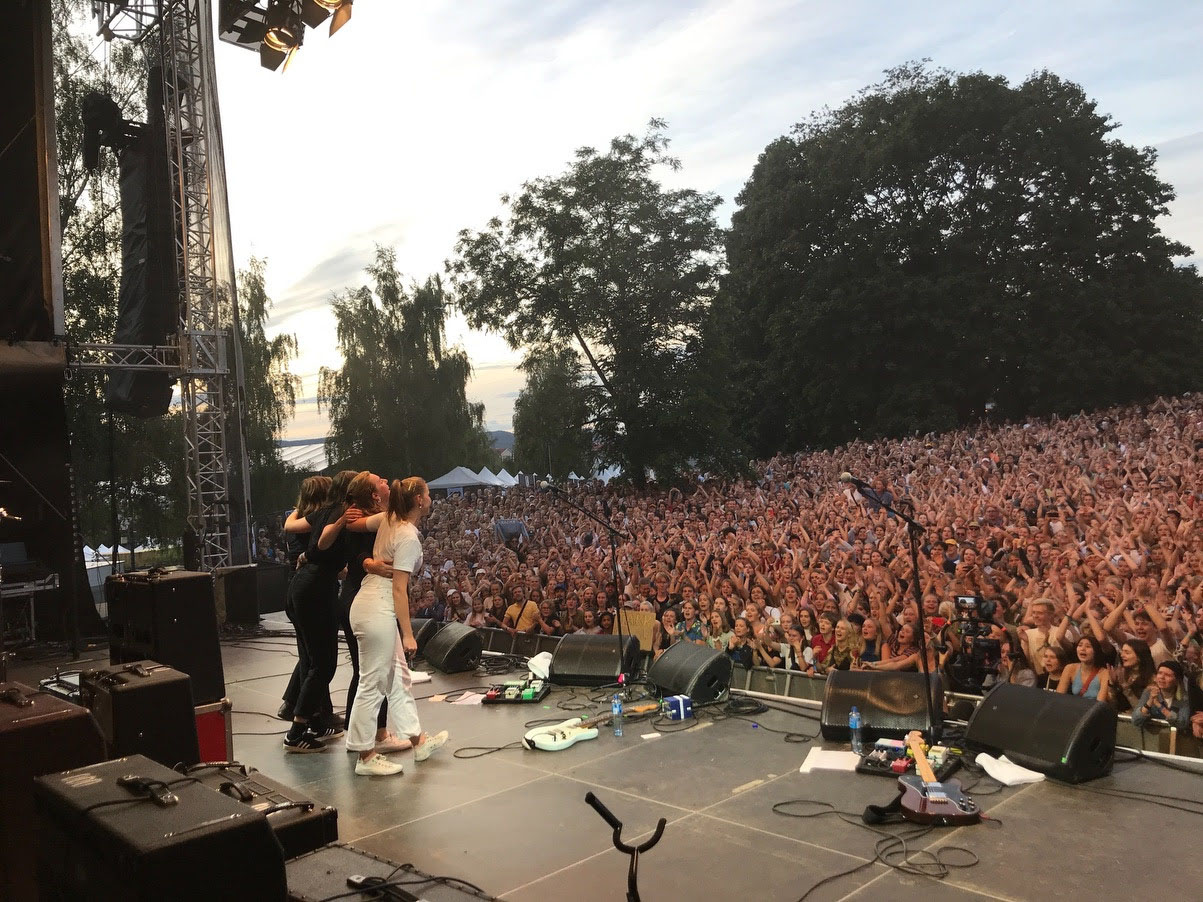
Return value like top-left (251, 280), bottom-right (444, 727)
top-left (87, 0), bottom-right (249, 571)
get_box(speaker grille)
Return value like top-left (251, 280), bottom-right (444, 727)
top-left (820, 670), bottom-right (943, 741)
top-left (549, 634), bottom-right (639, 687)
top-left (964, 683), bottom-right (1116, 782)
top-left (648, 642), bottom-right (732, 704)
top-left (421, 623), bottom-right (482, 674)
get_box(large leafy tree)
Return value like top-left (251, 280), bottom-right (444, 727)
top-left (450, 122), bottom-right (743, 485)
top-left (511, 344), bottom-right (594, 478)
top-left (318, 248), bottom-right (496, 478)
top-left (236, 258), bottom-right (302, 514)
top-left (722, 63), bottom-right (1203, 452)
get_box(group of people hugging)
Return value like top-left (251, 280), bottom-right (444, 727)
top-left (388, 394), bottom-right (1203, 741)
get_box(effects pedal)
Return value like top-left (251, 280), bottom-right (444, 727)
top-left (482, 677), bottom-right (550, 704)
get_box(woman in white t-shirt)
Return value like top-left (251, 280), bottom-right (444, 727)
top-left (345, 477), bottom-right (449, 777)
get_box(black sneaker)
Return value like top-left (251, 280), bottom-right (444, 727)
top-left (283, 731), bottom-right (328, 753)
top-left (277, 703), bottom-right (294, 722)
top-left (310, 724), bottom-right (345, 741)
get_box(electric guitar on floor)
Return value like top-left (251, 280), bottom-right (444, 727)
top-left (897, 730), bottom-right (981, 826)
top-left (523, 704), bottom-right (659, 751)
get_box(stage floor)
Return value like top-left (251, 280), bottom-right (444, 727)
top-left (11, 629), bottom-right (1202, 902)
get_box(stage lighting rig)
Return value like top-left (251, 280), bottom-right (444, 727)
top-left (218, 0), bottom-right (353, 72)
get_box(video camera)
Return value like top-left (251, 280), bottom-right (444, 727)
top-left (946, 595), bottom-right (1002, 694)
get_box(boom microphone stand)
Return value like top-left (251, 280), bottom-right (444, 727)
top-left (539, 482), bottom-right (634, 684)
top-left (840, 474), bottom-right (941, 742)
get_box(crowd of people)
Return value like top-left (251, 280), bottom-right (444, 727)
top-left (279, 394), bottom-right (1203, 759)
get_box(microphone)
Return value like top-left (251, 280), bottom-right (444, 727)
top-left (537, 480), bottom-right (559, 494)
top-left (838, 472), bottom-right (872, 490)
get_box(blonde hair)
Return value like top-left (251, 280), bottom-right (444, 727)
top-left (389, 476), bottom-right (428, 520)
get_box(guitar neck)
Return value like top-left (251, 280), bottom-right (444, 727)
top-left (579, 702), bottom-right (659, 730)
top-left (907, 733), bottom-right (938, 784)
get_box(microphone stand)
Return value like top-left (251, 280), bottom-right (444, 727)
top-left (541, 484), bottom-right (635, 685)
top-left (846, 478), bottom-right (941, 743)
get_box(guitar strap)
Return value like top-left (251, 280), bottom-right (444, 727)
top-left (861, 791), bottom-right (903, 825)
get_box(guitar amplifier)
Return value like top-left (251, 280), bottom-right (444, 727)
top-left (81, 660), bottom-right (200, 767)
top-left (286, 844), bottom-right (499, 901)
top-left (182, 762), bottom-right (338, 859)
top-left (34, 755), bottom-right (287, 902)
top-left (1, 682), bottom-right (107, 902)
top-left (106, 569), bottom-right (226, 704)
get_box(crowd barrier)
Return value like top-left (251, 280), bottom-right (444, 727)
top-left (465, 626), bottom-right (1202, 760)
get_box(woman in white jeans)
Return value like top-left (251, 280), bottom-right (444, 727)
top-left (340, 476), bottom-right (448, 776)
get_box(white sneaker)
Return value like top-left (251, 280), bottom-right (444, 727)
top-left (355, 753), bottom-right (404, 776)
top-left (411, 670), bottom-right (432, 683)
top-left (374, 734), bottom-right (413, 754)
top-left (413, 730), bottom-right (449, 762)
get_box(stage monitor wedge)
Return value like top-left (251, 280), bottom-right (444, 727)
top-left (549, 634), bottom-right (640, 688)
top-left (820, 670), bottom-right (943, 741)
top-left (648, 641), bottom-right (732, 704)
top-left (964, 682), bottom-right (1116, 783)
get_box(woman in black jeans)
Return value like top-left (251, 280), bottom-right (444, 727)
top-left (278, 475), bottom-right (331, 721)
top-left (281, 469), bottom-right (355, 752)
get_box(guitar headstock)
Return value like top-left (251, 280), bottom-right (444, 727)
top-left (904, 730), bottom-right (927, 754)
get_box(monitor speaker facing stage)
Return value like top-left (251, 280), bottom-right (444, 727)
top-left (549, 634), bottom-right (640, 687)
top-left (421, 622), bottom-right (482, 673)
top-left (647, 641), bottom-right (732, 704)
top-left (410, 617), bottom-right (443, 656)
top-left (964, 682), bottom-right (1116, 783)
top-left (820, 670), bottom-right (943, 741)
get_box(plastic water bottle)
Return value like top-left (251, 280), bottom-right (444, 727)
top-left (612, 693), bottom-right (624, 737)
top-left (848, 706), bottom-right (863, 756)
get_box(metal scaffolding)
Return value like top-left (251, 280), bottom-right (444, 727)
top-left (89, 0), bottom-right (250, 570)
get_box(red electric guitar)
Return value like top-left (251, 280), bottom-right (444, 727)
top-left (897, 731), bottom-right (981, 826)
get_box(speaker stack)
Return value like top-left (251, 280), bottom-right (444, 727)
top-left (421, 622), bottom-right (483, 673)
top-left (549, 634), bottom-right (640, 687)
top-left (820, 670), bottom-right (944, 741)
top-left (648, 642), bottom-right (732, 704)
top-left (964, 683), bottom-right (1116, 783)
top-left (105, 570), bottom-right (226, 704)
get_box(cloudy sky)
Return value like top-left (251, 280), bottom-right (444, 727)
top-left (213, 0), bottom-right (1203, 441)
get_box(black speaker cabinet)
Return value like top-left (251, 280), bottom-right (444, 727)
top-left (1, 683), bottom-right (107, 902)
top-left (421, 622), bottom-right (482, 673)
top-left (106, 569), bottom-right (226, 704)
top-left (964, 683), bottom-right (1116, 783)
top-left (35, 755), bottom-right (287, 902)
top-left (183, 762), bottom-right (338, 859)
top-left (820, 670), bottom-right (943, 741)
top-left (411, 617), bottom-right (443, 655)
top-left (549, 634), bottom-right (640, 687)
top-left (81, 661), bottom-right (200, 767)
top-left (216, 564), bottom-right (260, 625)
top-left (648, 641), bottom-right (732, 704)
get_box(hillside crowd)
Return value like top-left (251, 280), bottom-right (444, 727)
top-left (391, 395), bottom-right (1203, 738)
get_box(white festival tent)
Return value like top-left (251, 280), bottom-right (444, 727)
top-left (476, 467), bottom-right (505, 486)
top-left (495, 468), bottom-right (518, 486)
top-left (427, 466), bottom-right (490, 491)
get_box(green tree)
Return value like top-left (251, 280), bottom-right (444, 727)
top-left (722, 63), bottom-right (1203, 452)
top-left (450, 121), bottom-right (742, 485)
top-left (512, 344), bottom-right (594, 478)
top-left (318, 248), bottom-right (496, 478)
top-left (236, 257), bottom-right (302, 514)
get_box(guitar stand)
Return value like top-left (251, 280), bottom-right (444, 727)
top-left (585, 792), bottom-right (666, 902)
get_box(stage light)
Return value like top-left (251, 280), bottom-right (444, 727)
top-left (263, 1), bottom-right (303, 52)
top-left (326, 0), bottom-right (352, 36)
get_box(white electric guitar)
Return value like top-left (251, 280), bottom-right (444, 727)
top-left (522, 703), bottom-right (659, 751)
